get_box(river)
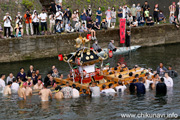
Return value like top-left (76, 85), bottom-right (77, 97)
top-left (0, 43), bottom-right (179, 119)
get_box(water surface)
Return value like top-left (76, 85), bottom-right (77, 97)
top-left (0, 44), bottom-right (180, 119)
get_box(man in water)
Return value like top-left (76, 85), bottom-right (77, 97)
top-left (3, 81), bottom-right (12, 95)
top-left (11, 78), bottom-right (19, 93)
top-left (102, 83), bottom-right (116, 95)
top-left (6, 73), bottom-right (14, 84)
top-left (33, 80), bottom-right (43, 90)
top-left (134, 77), bottom-right (146, 95)
top-left (18, 82), bottom-right (26, 100)
top-left (115, 81), bottom-right (127, 93)
top-left (71, 84), bottom-right (80, 98)
top-left (92, 40), bottom-right (102, 53)
top-left (129, 79), bottom-right (136, 94)
top-left (39, 84), bottom-right (52, 101)
top-left (156, 77), bottom-right (167, 96)
top-left (54, 86), bottom-right (64, 99)
top-left (0, 74), bottom-right (6, 93)
top-left (61, 81), bottom-right (72, 98)
top-left (89, 82), bottom-right (100, 97)
top-left (156, 62), bottom-right (167, 77)
top-left (25, 83), bottom-right (32, 96)
top-left (164, 72), bottom-right (173, 87)
top-left (108, 40), bottom-right (117, 52)
top-left (168, 66), bottom-right (178, 78)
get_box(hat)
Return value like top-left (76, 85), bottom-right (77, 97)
top-left (95, 66), bottom-right (99, 68)
top-left (106, 63), bottom-right (110, 66)
top-left (73, 65), bottom-right (77, 69)
top-left (27, 77), bottom-right (31, 79)
top-left (6, 12), bottom-right (9, 15)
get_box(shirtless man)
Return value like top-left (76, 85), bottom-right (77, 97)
top-left (39, 84), bottom-right (52, 101)
top-left (27, 77), bottom-right (33, 87)
top-left (3, 81), bottom-right (12, 95)
top-left (18, 82), bottom-right (26, 100)
top-left (54, 86), bottom-right (64, 99)
top-left (33, 80), bottom-right (43, 90)
top-left (26, 84), bottom-right (32, 96)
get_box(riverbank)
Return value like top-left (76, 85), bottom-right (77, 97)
top-left (0, 24), bottom-right (179, 63)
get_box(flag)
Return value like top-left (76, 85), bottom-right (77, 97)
top-left (120, 19), bottom-right (126, 44)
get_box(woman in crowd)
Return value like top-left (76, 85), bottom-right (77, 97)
top-left (32, 10), bottom-right (40, 35)
top-left (49, 12), bottom-right (56, 34)
top-left (15, 18), bottom-right (23, 37)
top-left (71, 10), bottom-right (78, 28)
top-left (81, 9), bottom-right (87, 27)
top-left (153, 4), bottom-right (159, 24)
top-left (111, 7), bottom-right (116, 28)
top-left (96, 7), bottom-right (102, 25)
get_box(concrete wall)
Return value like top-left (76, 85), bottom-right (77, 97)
top-left (0, 24), bottom-right (179, 63)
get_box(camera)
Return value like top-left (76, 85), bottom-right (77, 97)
top-left (26, 13), bottom-right (30, 18)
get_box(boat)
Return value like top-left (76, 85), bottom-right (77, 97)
top-left (98, 45), bottom-right (141, 55)
top-left (70, 45), bottom-right (141, 56)
top-left (55, 36), bottom-right (146, 93)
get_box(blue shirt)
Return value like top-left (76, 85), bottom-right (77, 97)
top-left (96, 10), bottom-right (102, 19)
top-left (81, 13), bottom-right (87, 20)
top-left (16, 72), bottom-right (26, 81)
top-left (134, 82), bottom-right (146, 94)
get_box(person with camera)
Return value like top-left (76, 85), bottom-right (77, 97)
top-left (49, 12), bottom-right (56, 34)
top-left (63, 7), bottom-right (72, 26)
top-left (24, 10), bottom-right (33, 36)
top-left (55, 8), bottom-right (63, 24)
top-left (15, 18), bottom-right (23, 37)
top-left (15, 12), bottom-right (22, 25)
top-left (3, 12), bottom-right (12, 38)
top-left (55, 8), bottom-right (63, 33)
top-left (39, 9), bottom-right (48, 35)
top-left (32, 10), bottom-right (40, 35)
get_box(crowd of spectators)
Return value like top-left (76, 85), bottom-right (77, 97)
top-left (1, 1), bottom-right (180, 39)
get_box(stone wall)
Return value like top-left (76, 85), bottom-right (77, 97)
top-left (0, 24), bottom-right (179, 63)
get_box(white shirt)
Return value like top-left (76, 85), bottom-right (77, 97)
top-left (49, 15), bottom-right (55, 23)
top-left (6, 76), bottom-right (15, 84)
top-left (72, 88), bottom-right (80, 98)
top-left (11, 82), bottom-right (19, 93)
top-left (133, 21), bottom-right (138, 26)
top-left (15, 15), bottom-right (22, 24)
top-left (115, 85), bottom-right (127, 92)
top-left (0, 79), bottom-right (5, 93)
top-left (3, 16), bottom-right (12, 27)
top-left (144, 80), bottom-right (153, 90)
top-left (90, 86), bottom-right (100, 97)
top-left (39, 13), bottom-right (47, 22)
top-left (101, 88), bottom-right (116, 94)
top-left (32, 14), bottom-right (39, 22)
top-left (56, 11), bottom-right (63, 20)
top-left (164, 77), bottom-right (173, 87)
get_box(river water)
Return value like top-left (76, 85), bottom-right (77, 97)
top-left (0, 44), bottom-right (180, 119)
